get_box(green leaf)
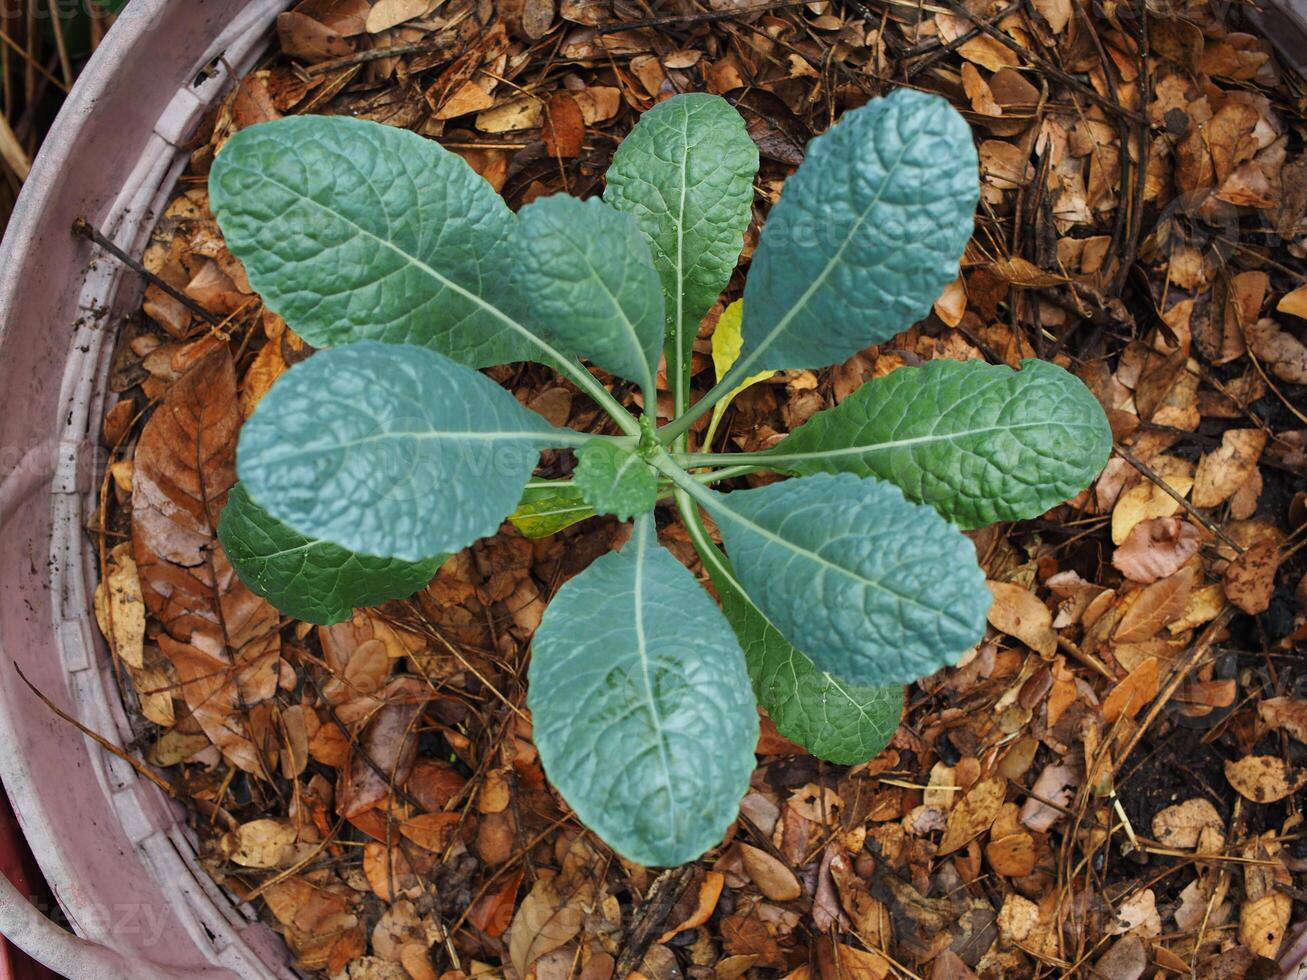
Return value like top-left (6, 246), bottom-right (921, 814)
top-left (210, 115), bottom-right (533, 368)
top-left (237, 342), bottom-right (579, 562)
top-left (605, 94), bottom-right (758, 412)
top-left (509, 481), bottom-right (597, 539)
top-left (698, 473), bottom-right (990, 686)
top-left (692, 525), bottom-right (902, 765)
top-left (516, 196), bottom-right (664, 397)
top-left (736, 89), bottom-right (978, 375)
top-left (528, 517), bottom-right (758, 867)
top-left (573, 441), bottom-right (659, 521)
top-left (219, 483), bottom-right (444, 625)
top-left (763, 359), bottom-right (1112, 529)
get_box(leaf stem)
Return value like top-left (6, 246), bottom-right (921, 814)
top-left (692, 464), bottom-right (762, 484)
top-left (649, 449), bottom-right (715, 509)
top-left (675, 486), bottom-right (729, 581)
top-left (658, 361), bottom-right (747, 446)
top-left (561, 362), bottom-right (644, 437)
top-left (672, 450), bottom-right (779, 469)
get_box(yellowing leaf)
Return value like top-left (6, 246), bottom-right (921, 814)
top-left (705, 301), bottom-right (777, 450)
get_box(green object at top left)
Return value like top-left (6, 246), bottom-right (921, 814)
top-left (210, 114), bottom-right (533, 368)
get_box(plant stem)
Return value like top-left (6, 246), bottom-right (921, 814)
top-left (649, 449), bottom-right (716, 508)
top-left (658, 359), bottom-right (749, 446)
top-left (671, 450), bottom-right (778, 469)
top-left (693, 464), bottom-right (761, 484)
top-left (675, 487), bottom-right (727, 577)
top-left (560, 363), bottom-right (643, 437)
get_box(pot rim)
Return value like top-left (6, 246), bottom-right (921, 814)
top-left (0, 2), bottom-right (298, 977)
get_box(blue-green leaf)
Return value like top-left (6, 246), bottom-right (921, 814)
top-left (699, 473), bottom-right (990, 686)
top-left (735, 89), bottom-right (978, 375)
top-left (764, 359), bottom-right (1113, 528)
top-left (211, 115), bottom-right (534, 368)
top-left (219, 483), bottom-right (444, 625)
top-left (529, 518), bottom-right (758, 866)
top-left (516, 196), bottom-right (664, 397)
top-left (692, 525), bottom-right (902, 765)
top-left (237, 342), bottom-right (580, 562)
top-left (573, 441), bottom-right (659, 521)
top-left (605, 94), bottom-right (758, 412)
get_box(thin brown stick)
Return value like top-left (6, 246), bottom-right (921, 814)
top-left (304, 37), bottom-right (456, 76)
top-left (938, 0), bottom-right (1147, 124)
top-left (73, 217), bottom-right (224, 327)
top-left (613, 865), bottom-right (697, 976)
top-left (1111, 606), bottom-right (1236, 776)
top-left (595, 0), bottom-right (812, 33)
top-left (46, 0), bottom-right (73, 89)
top-left (0, 23), bottom-right (67, 92)
top-left (13, 661), bottom-right (175, 796)
top-left (1114, 445), bottom-right (1245, 553)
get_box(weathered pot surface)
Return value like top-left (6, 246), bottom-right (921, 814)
top-left (0, 1), bottom-right (298, 976)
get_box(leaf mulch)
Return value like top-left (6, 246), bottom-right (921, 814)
top-left (82, 1), bottom-right (1307, 978)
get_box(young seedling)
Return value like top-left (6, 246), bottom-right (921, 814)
top-left (211, 90), bottom-right (1110, 866)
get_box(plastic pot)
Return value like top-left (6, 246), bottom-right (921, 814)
top-left (0, 1), bottom-right (298, 976)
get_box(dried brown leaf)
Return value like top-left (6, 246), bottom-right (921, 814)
top-left (1246, 318), bottom-right (1307, 384)
top-left (508, 837), bottom-right (600, 977)
top-left (816, 940), bottom-right (890, 980)
top-left (986, 581), bottom-right (1057, 655)
top-left (1151, 798), bottom-right (1224, 850)
top-left (740, 844), bottom-right (801, 902)
top-left (93, 542), bottom-right (146, 669)
top-left (1223, 538), bottom-right (1281, 614)
top-left (1225, 755), bottom-right (1306, 803)
top-left (366, 0), bottom-right (437, 33)
top-left (131, 350), bottom-right (281, 775)
top-left (1115, 566), bottom-right (1194, 642)
top-left (224, 818), bottom-right (297, 868)
top-left (337, 675), bottom-right (430, 819)
top-left (1259, 697), bottom-right (1307, 743)
top-left (544, 92), bottom-right (585, 158)
top-left (1192, 429), bottom-right (1267, 508)
top-left (1112, 517), bottom-right (1201, 584)
top-left (938, 777), bottom-right (1004, 854)
top-left (1102, 657), bottom-right (1159, 723)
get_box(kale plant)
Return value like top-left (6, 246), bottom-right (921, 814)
top-left (211, 90), bottom-right (1110, 866)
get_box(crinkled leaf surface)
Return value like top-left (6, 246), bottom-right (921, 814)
top-left (219, 483), bottom-right (445, 625)
top-left (573, 441), bottom-right (659, 521)
top-left (509, 481), bottom-right (596, 539)
top-left (700, 473), bottom-right (990, 686)
top-left (516, 195), bottom-right (663, 396)
top-left (528, 518), bottom-right (758, 866)
top-left (764, 359), bottom-right (1112, 528)
top-left (736, 89), bottom-right (978, 375)
top-left (693, 529), bottom-right (902, 764)
top-left (211, 116), bottom-right (535, 367)
top-left (605, 94), bottom-right (758, 407)
top-left (238, 342), bottom-right (578, 562)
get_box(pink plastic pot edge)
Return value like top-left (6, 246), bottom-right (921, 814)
top-left (3, 3), bottom-right (1304, 978)
top-left (0, 1), bottom-right (299, 977)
